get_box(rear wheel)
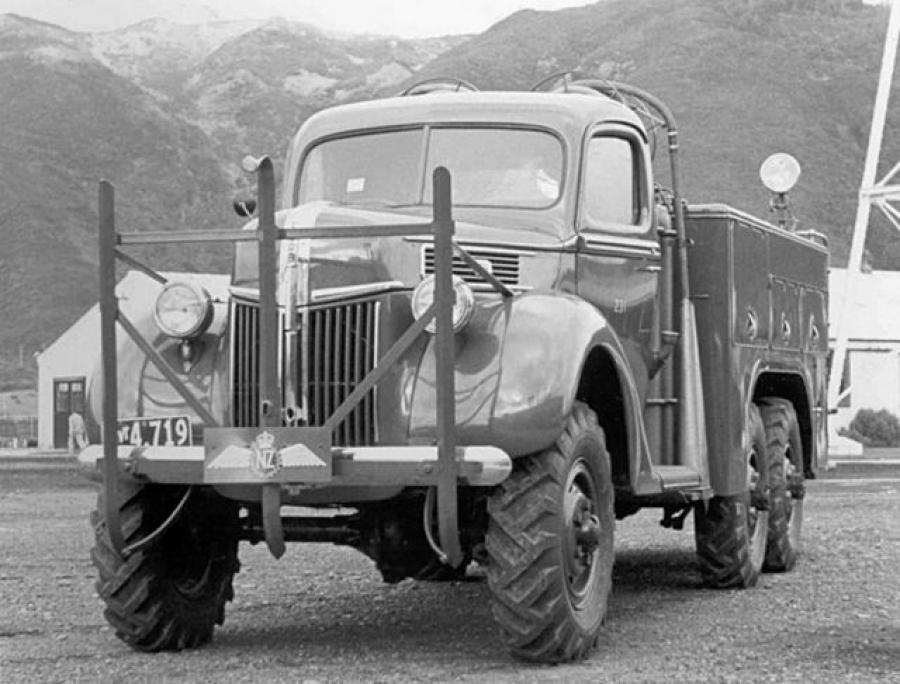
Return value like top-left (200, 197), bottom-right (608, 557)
top-left (695, 404), bottom-right (769, 588)
top-left (486, 402), bottom-right (614, 663)
top-left (91, 481), bottom-right (240, 651)
top-left (759, 397), bottom-right (803, 572)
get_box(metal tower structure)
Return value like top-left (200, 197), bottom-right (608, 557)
top-left (828, 0), bottom-right (900, 409)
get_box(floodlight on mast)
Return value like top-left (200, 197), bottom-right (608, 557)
top-left (760, 152), bottom-right (802, 230)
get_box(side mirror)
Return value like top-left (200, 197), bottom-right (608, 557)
top-left (233, 198), bottom-right (257, 218)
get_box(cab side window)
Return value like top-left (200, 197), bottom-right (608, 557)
top-left (582, 135), bottom-right (646, 233)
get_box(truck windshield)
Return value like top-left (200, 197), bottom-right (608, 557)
top-left (298, 127), bottom-right (563, 209)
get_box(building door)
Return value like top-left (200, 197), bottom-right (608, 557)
top-left (53, 378), bottom-right (85, 448)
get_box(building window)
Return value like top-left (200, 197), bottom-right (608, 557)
top-left (55, 382), bottom-right (69, 413)
top-left (71, 381), bottom-right (84, 414)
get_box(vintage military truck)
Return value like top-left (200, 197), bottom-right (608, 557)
top-left (79, 75), bottom-right (828, 662)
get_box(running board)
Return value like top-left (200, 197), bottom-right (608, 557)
top-left (654, 465), bottom-right (705, 490)
top-left (633, 464), bottom-right (709, 497)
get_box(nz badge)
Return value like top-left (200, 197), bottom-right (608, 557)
top-left (249, 431), bottom-right (281, 479)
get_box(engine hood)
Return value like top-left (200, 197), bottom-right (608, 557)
top-left (232, 202), bottom-right (565, 303)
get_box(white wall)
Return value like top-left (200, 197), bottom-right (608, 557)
top-left (831, 347), bottom-right (900, 432)
top-left (36, 308), bottom-right (99, 448)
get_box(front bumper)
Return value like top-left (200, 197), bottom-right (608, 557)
top-left (76, 442), bottom-right (512, 488)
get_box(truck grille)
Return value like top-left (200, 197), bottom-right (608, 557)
top-left (230, 299), bottom-right (378, 446)
top-left (231, 299), bottom-right (261, 429)
top-left (423, 246), bottom-right (520, 286)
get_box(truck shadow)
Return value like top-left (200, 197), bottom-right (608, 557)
top-left (216, 543), bottom-right (713, 663)
top-left (612, 547), bottom-right (703, 591)
top-left (217, 576), bottom-right (501, 663)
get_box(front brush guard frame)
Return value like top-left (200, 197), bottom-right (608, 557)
top-left (97, 161), bottom-right (469, 564)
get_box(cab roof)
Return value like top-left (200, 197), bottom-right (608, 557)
top-left (287, 91), bottom-right (646, 151)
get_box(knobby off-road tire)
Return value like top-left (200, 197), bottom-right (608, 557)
top-left (694, 404), bottom-right (769, 589)
top-left (759, 397), bottom-right (803, 572)
top-left (91, 481), bottom-right (240, 651)
top-left (485, 402), bottom-right (614, 663)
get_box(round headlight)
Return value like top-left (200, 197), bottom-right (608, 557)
top-left (153, 281), bottom-right (213, 339)
top-left (411, 275), bottom-right (475, 334)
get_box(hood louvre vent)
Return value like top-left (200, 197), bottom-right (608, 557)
top-left (422, 246), bottom-right (520, 286)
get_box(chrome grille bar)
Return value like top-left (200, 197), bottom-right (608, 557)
top-left (342, 304), bottom-right (352, 444)
top-left (230, 300), bottom-right (260, 428)
top-left (323, 307), bottom-right (332, 421)
top-left (353, 302), bottom-right (364, 445)
top-left (312, 309), bottom-right (322, 424)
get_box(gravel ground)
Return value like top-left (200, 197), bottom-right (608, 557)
top-left (1, 461), bottom-right (898, 683)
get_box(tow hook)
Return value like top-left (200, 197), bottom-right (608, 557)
top-left (659, 505), bottom-right (691, 530)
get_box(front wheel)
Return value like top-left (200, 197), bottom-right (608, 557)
top-left (694, 403), bottom-right (769, 588)
top-left (485, 402), bottom-right (614, 663)
top-left (91, 481), bottom-right (240, 651)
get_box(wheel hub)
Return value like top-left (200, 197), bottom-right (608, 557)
top-left (575, 507), bottom-right (602, 554)
top-left (563, 465), bottom-right (601, 599)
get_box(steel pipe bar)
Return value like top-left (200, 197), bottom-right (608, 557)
top-left (278, 224), bottom-right (433, 240)
top-left (98, 181), bottom-right (125, 555)
top-left (877, 159), bottom-right (900, 186)
top-left (118, 229), bottom-right (259, 245)
top-left (876, 199), bottom-right (900, 231)
top-left (862, 183), bottom-right (900, 199)
top-left (255, 157), bottom-right (286, 559)
top-left (432, 166), bottom-right (463, 568)
top-left (114, 250), bottom-right (167, 285)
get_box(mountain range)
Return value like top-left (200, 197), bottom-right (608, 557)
top-left (0, 0), bottom-right (897, 389)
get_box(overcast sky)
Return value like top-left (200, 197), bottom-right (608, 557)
top-left (0, 0), bottom-right (592, 37)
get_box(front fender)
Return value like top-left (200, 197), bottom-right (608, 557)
top-left (85, 273), bottom-right (231, 441)
top-left (408, 291), bottom-right (626, 456)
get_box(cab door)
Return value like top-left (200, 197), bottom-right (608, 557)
top-left (575, 124), bottom-right (659, 386)
top-left (575, 124), bottom-right (662, 484)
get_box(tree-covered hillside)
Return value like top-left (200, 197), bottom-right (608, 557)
top-left (1, 0), bottom-right (898, 389)
top-left (0, 16), bottom-right (233, 389)
top-left (0, 14), bottom-right (457, 389)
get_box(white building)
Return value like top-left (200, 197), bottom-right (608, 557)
top-left (828, 268), bottom-right (900, 433)
top-left (36, 271), bottom-right (228, 449)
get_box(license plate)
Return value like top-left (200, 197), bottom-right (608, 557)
top-left (117, 416), bottom-right (193, 447)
